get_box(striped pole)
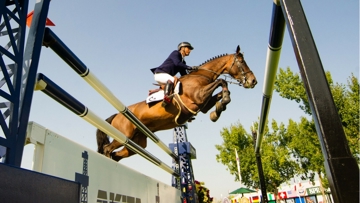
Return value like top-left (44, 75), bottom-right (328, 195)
top-left (254, 1), bottom-right (286, 202)
top-left (42, 28), bottom-right (178, 160)
top-left (256, 0), bottom-right (286, 153)
top-left (35, 73), bottom-right (180, 177)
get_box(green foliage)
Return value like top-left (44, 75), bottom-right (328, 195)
top-left (336, 74), bottom-right (359, 160)
top-left (215, 69), bottom-right (358, 196)
top-left (215, 123), bottom-right (258, 186)
top-left (215, 121), bottom-right (300, 193)
top-left (274, 68), bottom-right (359, 185)
top-left (195, 181), bottom-right (213, 203)
top-left (285, 118), bottom-right (323, 180)
top-left (275, 69), bottom-right (359, 162)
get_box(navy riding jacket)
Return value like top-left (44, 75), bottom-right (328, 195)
top-left (150, 50), bottom-right (190, 76)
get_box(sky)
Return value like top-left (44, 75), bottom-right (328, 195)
top-left (18, 0), bottom-right (359, 201)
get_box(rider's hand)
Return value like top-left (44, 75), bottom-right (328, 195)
top-left (188, 66), bottom-right (199, 71)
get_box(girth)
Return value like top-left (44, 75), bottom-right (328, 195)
top-left (173, 94), bottom-right (199, 125)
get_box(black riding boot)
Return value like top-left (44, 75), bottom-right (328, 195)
top-left (162, 80), bottom-right (174, 107)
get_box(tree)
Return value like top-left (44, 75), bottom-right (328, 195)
top-left (195, 180), bottom-right (213, 203)
top-left (284, 118), bottom-right (329, 187)
top-left (274, 68), bottom-right (359, 201)
top-left (274, 68), bottom-right (359, 161)
top-left (215, 121), bottom-right (300, 198)
top-left (215, 68), bottom-right (358, 202)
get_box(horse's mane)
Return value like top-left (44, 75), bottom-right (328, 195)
top-left (198, 53), bottom-right (229, 66)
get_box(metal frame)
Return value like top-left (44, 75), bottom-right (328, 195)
top-left (0, 0), bottom-right (51, 166)
top-left (256, 0), bottom-right (359, 202)
top-left (171, 125), bottom-right (198, 203)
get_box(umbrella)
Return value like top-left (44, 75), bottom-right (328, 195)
top-left (229, 187), bottom-right (256, 195)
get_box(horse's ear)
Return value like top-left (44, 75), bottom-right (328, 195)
top-left (236, 45), bottom-right (241, 54)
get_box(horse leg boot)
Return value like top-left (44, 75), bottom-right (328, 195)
top-left (210, 101), bottom-right (224, 122)
top-left (210, 88), bottom-right (231, 121)
top-left (220, 89), bottom-right (231, 111)
top-left (162, 80), bottom-right (174, 107)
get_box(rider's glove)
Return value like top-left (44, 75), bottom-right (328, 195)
top-left (188, 66), bottom-right (199, 71)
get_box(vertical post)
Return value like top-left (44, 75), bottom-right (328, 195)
top-left (252, 131), bottom-right (268, 203)
top-left (171, 125), bottom-right (197, 203)
top-left (256, 0), bottom-right (286, 152)
top-left (3, 0), bottom-right (51, 166)
top-left (255, 1), bottom-right (285, 201)
top-left (280, 0), bottom-right (359, 202)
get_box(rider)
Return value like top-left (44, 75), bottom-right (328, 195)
top-left (151, 42), bottom-right (198, 106)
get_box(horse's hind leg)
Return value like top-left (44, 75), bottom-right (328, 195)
top-left (111, 132), bottom-right (147, 161)
top-left (103, 140), bottom-right (123, 159)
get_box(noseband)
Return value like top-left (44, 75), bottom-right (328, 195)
top-left (229, 54), bottom-right (253, 86)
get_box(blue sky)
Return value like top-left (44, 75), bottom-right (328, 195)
top-left (21, 0), bottom-right (358, 200)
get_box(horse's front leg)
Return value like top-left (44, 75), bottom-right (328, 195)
top-left (200, 90), bottom-right (223, 114)
top-left (196, 79), bottom-right (230, 122)
top-left (210, 81), bottom-right (231, 122)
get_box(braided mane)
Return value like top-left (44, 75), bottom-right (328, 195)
top-left (199, 53), bottom-right (228, 66)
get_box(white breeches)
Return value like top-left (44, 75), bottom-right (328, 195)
top-left (154, 73), bottom-right (174, 84)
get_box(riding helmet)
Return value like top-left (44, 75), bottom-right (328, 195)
top-left (178, 42), bottom-right (194, 50)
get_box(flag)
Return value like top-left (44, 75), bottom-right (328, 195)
top-left (278, 191), bottom-right (287, 199)
top-left (235, 148), bottom-right (241, 185)
top-left (252, 196), bottom-right (259, 203)
top-left (26, 10), bottom-right (55, 27)
top-left (268, 193), bottom-right (274, 200)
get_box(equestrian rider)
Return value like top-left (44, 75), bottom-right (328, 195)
top-left (151, 42), bottom-right (198, 106)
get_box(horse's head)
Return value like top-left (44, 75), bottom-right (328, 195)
top-left (226, 45), bottom-right (257, 88)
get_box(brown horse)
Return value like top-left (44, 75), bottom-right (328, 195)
top-left (97, 45), bottom-right (257, 161)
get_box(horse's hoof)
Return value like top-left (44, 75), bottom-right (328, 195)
top-left (111, 152), bottom-right (122, 162)
top-left (210, 112), bottom-right (219, 122)
top-left (104, 152), bottom-right (111, 158)
top-left (222, 96), bottom-right (231, 104)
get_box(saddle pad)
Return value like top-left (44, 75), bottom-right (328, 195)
top-left (146, 82), bottom-right (181, 104)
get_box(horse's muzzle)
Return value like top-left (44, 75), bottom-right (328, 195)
top-left (241, 78), bottom-right (257, 88)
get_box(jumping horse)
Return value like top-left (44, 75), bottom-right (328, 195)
top-left (97, 45), bottom-right (257, 161)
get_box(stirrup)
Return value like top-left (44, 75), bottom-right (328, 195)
top-left (162, 95), bottom-right (172, 107)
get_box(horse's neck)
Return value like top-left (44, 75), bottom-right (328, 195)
top-left (197, 58), bottom-right (229, 81)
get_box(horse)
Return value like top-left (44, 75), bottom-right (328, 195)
top-left (96, 45), bottom-right (257, 161)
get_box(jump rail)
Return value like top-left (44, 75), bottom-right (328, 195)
top-left (42, 27), bottom-right (178, 161)
top-left (35, 73), bottom-right (180, 177)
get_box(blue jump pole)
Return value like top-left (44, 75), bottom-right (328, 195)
top-left (42, 27), bottom-right (178, 161)
top-left (35, 73), bottom-right (180, 177)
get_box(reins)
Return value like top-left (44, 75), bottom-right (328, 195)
top-left (192, 54), bottom-right (253, 85)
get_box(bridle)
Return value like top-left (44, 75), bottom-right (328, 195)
top-left (228, 53), bottom-right (253, 86)
top-left (195, 54), bottom-right (252, 86)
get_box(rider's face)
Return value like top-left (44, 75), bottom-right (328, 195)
top-left (182, 47), bottom-right (192, 56)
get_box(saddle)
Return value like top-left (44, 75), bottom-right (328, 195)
top-left (146, 77), bottom-right (196, 123)
top-left (148, 77), bottom-right (179, 96)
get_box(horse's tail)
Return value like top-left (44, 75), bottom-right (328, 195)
top-left (96, 113), bottom-right (117, 154)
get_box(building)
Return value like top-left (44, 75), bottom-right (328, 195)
top-left (230, 180), bottom-right (333, 203)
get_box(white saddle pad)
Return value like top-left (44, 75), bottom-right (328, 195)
top-left (146, 82), bottom-right (181, 104)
